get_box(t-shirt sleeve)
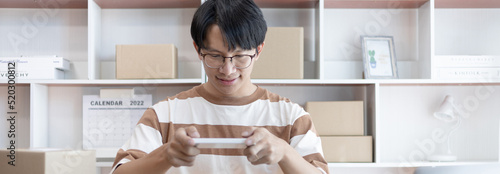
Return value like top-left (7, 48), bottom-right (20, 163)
top-left (290, 114), bottom-right (329, 174)
top-left (110, 108), bottom-right (164, 173)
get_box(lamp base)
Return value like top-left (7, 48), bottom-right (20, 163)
top-left (427, 154), bottom-right (457, 162)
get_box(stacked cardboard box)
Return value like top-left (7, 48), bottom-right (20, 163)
top-left (116, 44), bottom-right (177, 79)
top-left (306, 101), bottom-right (372, 163)
top-left (0, 149), bottom-right (96, 174)
top-left (251, 27), bottom-right (303, 79)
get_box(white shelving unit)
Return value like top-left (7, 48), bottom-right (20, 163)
top-left (1, 0), bottom-right (500, 173)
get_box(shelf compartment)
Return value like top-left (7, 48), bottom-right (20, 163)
top-left (323, 1), bottom-right (432, 79)
top-left (260, 5), bottom-right (321, 79)
top-left (0, 8), bottom-right (88, 79)
top-left (0, 84), bottom-right (31, 149)
top-left (30, 83), bottom-right (200, 149)
top-left (378, 83), bottom-right (500, 163)
top-left (89, 0), bottom-right (201, 79)
top-left (259, 83), bottom-right (377, 162)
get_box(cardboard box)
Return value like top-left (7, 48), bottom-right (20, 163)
top-left (321, 136), bottom-right (372, 163)
top-left (251, 27), bottom-right (303, 79)
top-left (0, 149), bottom-right (96, 174)
top-left (306, 101), bottom-right (364, 136)
top-left (116, 44), bottom-right (177, 79)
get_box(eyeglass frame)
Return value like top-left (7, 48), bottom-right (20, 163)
top-left (200, 51), bottom-right (257, 69)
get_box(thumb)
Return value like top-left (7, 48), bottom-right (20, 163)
top-left (241, 127), bottom-right (257, 138)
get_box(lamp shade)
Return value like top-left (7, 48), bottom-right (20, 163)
top-left (434, 95), bottom-right (456, 122)
top-left (428, 95), bottom-right (461, 162)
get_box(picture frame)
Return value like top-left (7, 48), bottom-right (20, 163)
top-left (360, 36), bottom-right (399, 79)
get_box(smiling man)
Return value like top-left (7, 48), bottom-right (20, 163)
top-left (111, 0), bottom-right (328, 173)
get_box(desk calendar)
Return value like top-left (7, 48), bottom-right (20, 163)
top-left (82, 94), bottom-right (152, 150)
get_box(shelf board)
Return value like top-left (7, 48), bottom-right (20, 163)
top-left (98, 160), bottom-right (499, 168)
top-left (3, 78), bottom-right (500, 86)
top-left (328, 161), bottom-right (499, 168)
top-left (252, 79), bottom-right (377, 85)
top-left (325, 0), bottom-right (429, 9)
top-left (254, 0), bottom-right (318, 8)
top-left (0, 0), bottom-right (87, 8)
top-left (376, 79), bottom-right (500, 85)
top-left (14, 78), bottom-right (202, 85)
top-left (93, 0), bottom-right (200, 8)
top-left (0, 81), bottom-right (32, 85)
top-left (435, 0), bottom-right (500, 8)
top-left (254, 79), bottom-right (500, 85)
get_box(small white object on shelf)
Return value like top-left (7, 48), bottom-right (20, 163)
top-left (0, 56), bottom-right (70, 80)
top-left (428, 95), bottom-right (461, 162)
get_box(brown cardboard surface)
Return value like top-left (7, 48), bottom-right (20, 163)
top-left (306, 101), bottom-right (364, 136)
top-left (116, 44), bottom-right (177, 79)
top-left (0, 149), bottom-right (96, 174)
top-left (251, 27), bottom-right (303, 79)
top-left (321, 136), bottom-right (373, 163)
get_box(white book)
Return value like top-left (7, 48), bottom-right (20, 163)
top-left (434, 55), bottom-right (500, 68)
top-left (0, 57), bottom-right (70, 70)
top-left (436, 67), bottom-right (500, 79)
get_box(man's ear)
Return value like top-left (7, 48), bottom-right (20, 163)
top-left (255, 42), bottom-right (265, 61)
top-left (193, 41), bottom-right (202, 60)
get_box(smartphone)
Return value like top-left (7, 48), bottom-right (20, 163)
top-left (193, 138), bottom-right (247, 149)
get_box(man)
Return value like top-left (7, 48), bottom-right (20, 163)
top-left (111, 0), bottom-right (328, 173)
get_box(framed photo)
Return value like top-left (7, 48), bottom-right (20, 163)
top-left (360, 36), bottom-right (399, 79)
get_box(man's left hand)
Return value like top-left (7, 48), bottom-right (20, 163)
top-left (241, 127), bottom-right (289, 165)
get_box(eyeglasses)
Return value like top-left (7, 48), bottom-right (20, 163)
top-left (200, 53), bottom-right (256, 69)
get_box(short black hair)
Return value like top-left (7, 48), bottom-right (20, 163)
top-left (191, 0), bottom-right (267, 52)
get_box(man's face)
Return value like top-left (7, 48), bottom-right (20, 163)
top-left (197, 24), bottom-right (262, 98)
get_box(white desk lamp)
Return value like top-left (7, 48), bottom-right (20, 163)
top-left (427, 95), bottom-right (462, 162)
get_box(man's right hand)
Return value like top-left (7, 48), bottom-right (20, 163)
top-left (113, 126), bottom-right (201, 174)
top-left (165, 126), bottom-right (201, 167)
